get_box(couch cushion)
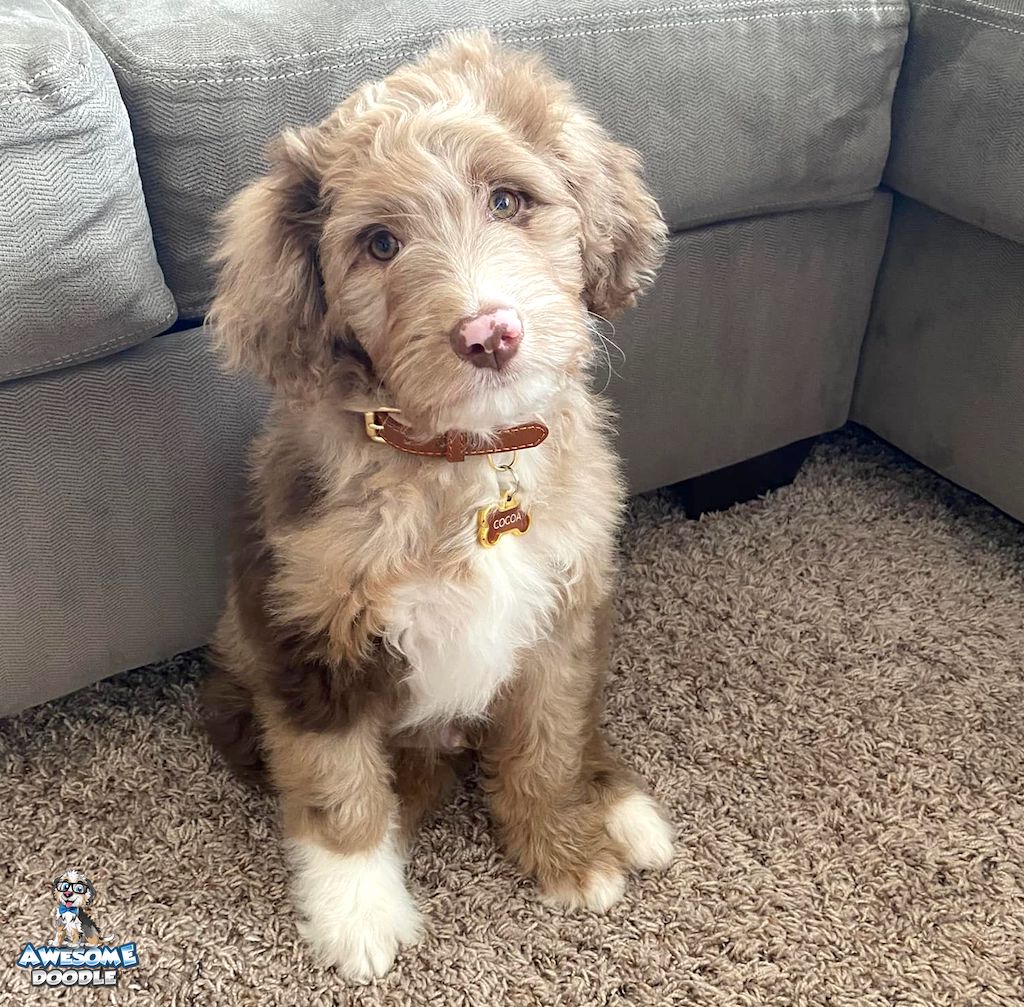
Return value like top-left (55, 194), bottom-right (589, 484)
top-left (66, 0), bottom-right (908, 318)
top-left (0, 0), bottom-right (176, 384)
top-left (885, 0), bottom-right (1024, 245)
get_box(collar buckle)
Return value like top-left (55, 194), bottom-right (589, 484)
top-left (363, 408), bottom-right (400, 444)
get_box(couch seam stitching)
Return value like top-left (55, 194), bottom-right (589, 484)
top-left (0, 77), bottom-right (85, 105)
top-left (92, 7), bottom-right (907, 85)
top-left (8, 0), bottom-right (96, 92)
top-left (23, 61), bottom-right (73, 84)
top-left (913, 3), bottom-right (1024, 34)
top-left (63, 2), bottom-right (726, 68)
top-left (0, 310), bottom-right (177, 382)
top-left (0, 57), bottom-right (99, 105)
top-left (67, 0), bottom-right (897, 70)
top-left (0, 58), bottom-right (92, 102)
top-left (954, 0), bottom-right (1024, 21)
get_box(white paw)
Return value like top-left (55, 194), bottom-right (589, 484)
top-left (605, 792), bottom-right (675, 871)
top-left (541, 868), bottom-right (627, 913)
top-left (289, 834), bottom-right (423, 982)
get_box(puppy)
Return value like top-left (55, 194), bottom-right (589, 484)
top-left (203, 31), bottom-right (672, 982)
top-left (52, 870), bottom-right (103, 946)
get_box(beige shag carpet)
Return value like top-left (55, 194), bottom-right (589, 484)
top-left (3, 428), bottom-right (1024, 1007)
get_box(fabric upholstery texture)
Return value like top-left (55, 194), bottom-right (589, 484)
top-left (853, 196), bottom-right (1024, 522)
top-left (615, 196), bottom-right (892, 493)
top-left (65, 0), bottom-right (909, 316)
top-left (5, 429), bottom-right (1024, 1005)
top-left (885, 0), bottom-right (1024, 245)
top-left (0, 330), bottom-right (268, 715)
top-left (0, 0), bottom-right (176, 383)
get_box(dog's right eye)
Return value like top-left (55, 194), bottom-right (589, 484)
top-left (368, 229), bottom-right (400, 262)
top-left (488, 188), bottom-right (521, 220)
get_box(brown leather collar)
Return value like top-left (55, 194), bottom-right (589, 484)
top-left (362, 410), bottom-right (548, 463)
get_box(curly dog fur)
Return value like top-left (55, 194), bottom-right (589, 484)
top-left (202, 31), bottom-right (672, 982)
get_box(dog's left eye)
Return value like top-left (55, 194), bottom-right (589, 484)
top-left (368, 229), bottom-right (400, 261)
top-left (488, 189), bottom-right (521, 220)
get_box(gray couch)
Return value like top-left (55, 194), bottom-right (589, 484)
top-left (1, 0), bottom-right (1021, 716)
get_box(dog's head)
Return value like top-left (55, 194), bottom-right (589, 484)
top-left (53, 870), bottom-right (95, 911)
top-left (210, 32), bottom-right (666, 430)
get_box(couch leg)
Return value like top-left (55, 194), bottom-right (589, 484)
top-left (668, 436), bottom-right (817, 518)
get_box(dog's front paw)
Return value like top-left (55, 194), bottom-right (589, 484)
top-left (605, 791), bottom-right (675, 871)
top-left (540, 866), bottom-right (627, 913)
top-left (290, 837), bottom-right (423, 982)
top-left (298, 904), bottom-right (422, 982)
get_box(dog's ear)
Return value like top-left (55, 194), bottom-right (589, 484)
top-left (437, 32), bottom-right (667, 320)
top-left (553, 109), bottom-right (667, 320)
top-left (208, 127), bottom-right (332, 399)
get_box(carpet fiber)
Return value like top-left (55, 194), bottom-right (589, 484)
top-left (3, 428), bottom-right (1023, 1006)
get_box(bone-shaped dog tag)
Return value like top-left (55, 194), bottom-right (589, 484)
top-left (478, 492), bottom-right (530, 547)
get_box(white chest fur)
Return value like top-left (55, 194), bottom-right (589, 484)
top-left (383, 493), bottom-right (565, 729)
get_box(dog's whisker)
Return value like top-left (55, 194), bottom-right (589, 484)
top-left (587, 312), bottom-right (626, 365)
top-left (586, 328), bottom-right (618, 395)
top-left (600, 333), bottom-right (627, 366)
top-left (585, 316), bottom-right (625, 392)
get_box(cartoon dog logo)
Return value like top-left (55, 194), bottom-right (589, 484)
top-left (52, 870), bottom-right (105, 947)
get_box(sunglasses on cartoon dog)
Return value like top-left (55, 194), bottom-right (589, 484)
top-left (56, 882), bottom-right (87, 894)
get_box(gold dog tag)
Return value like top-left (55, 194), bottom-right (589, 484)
top-left (478, 491), bottom-right (530, 548)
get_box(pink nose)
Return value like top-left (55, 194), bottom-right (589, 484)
top-left (450, 307), bottom-right (523, 370)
